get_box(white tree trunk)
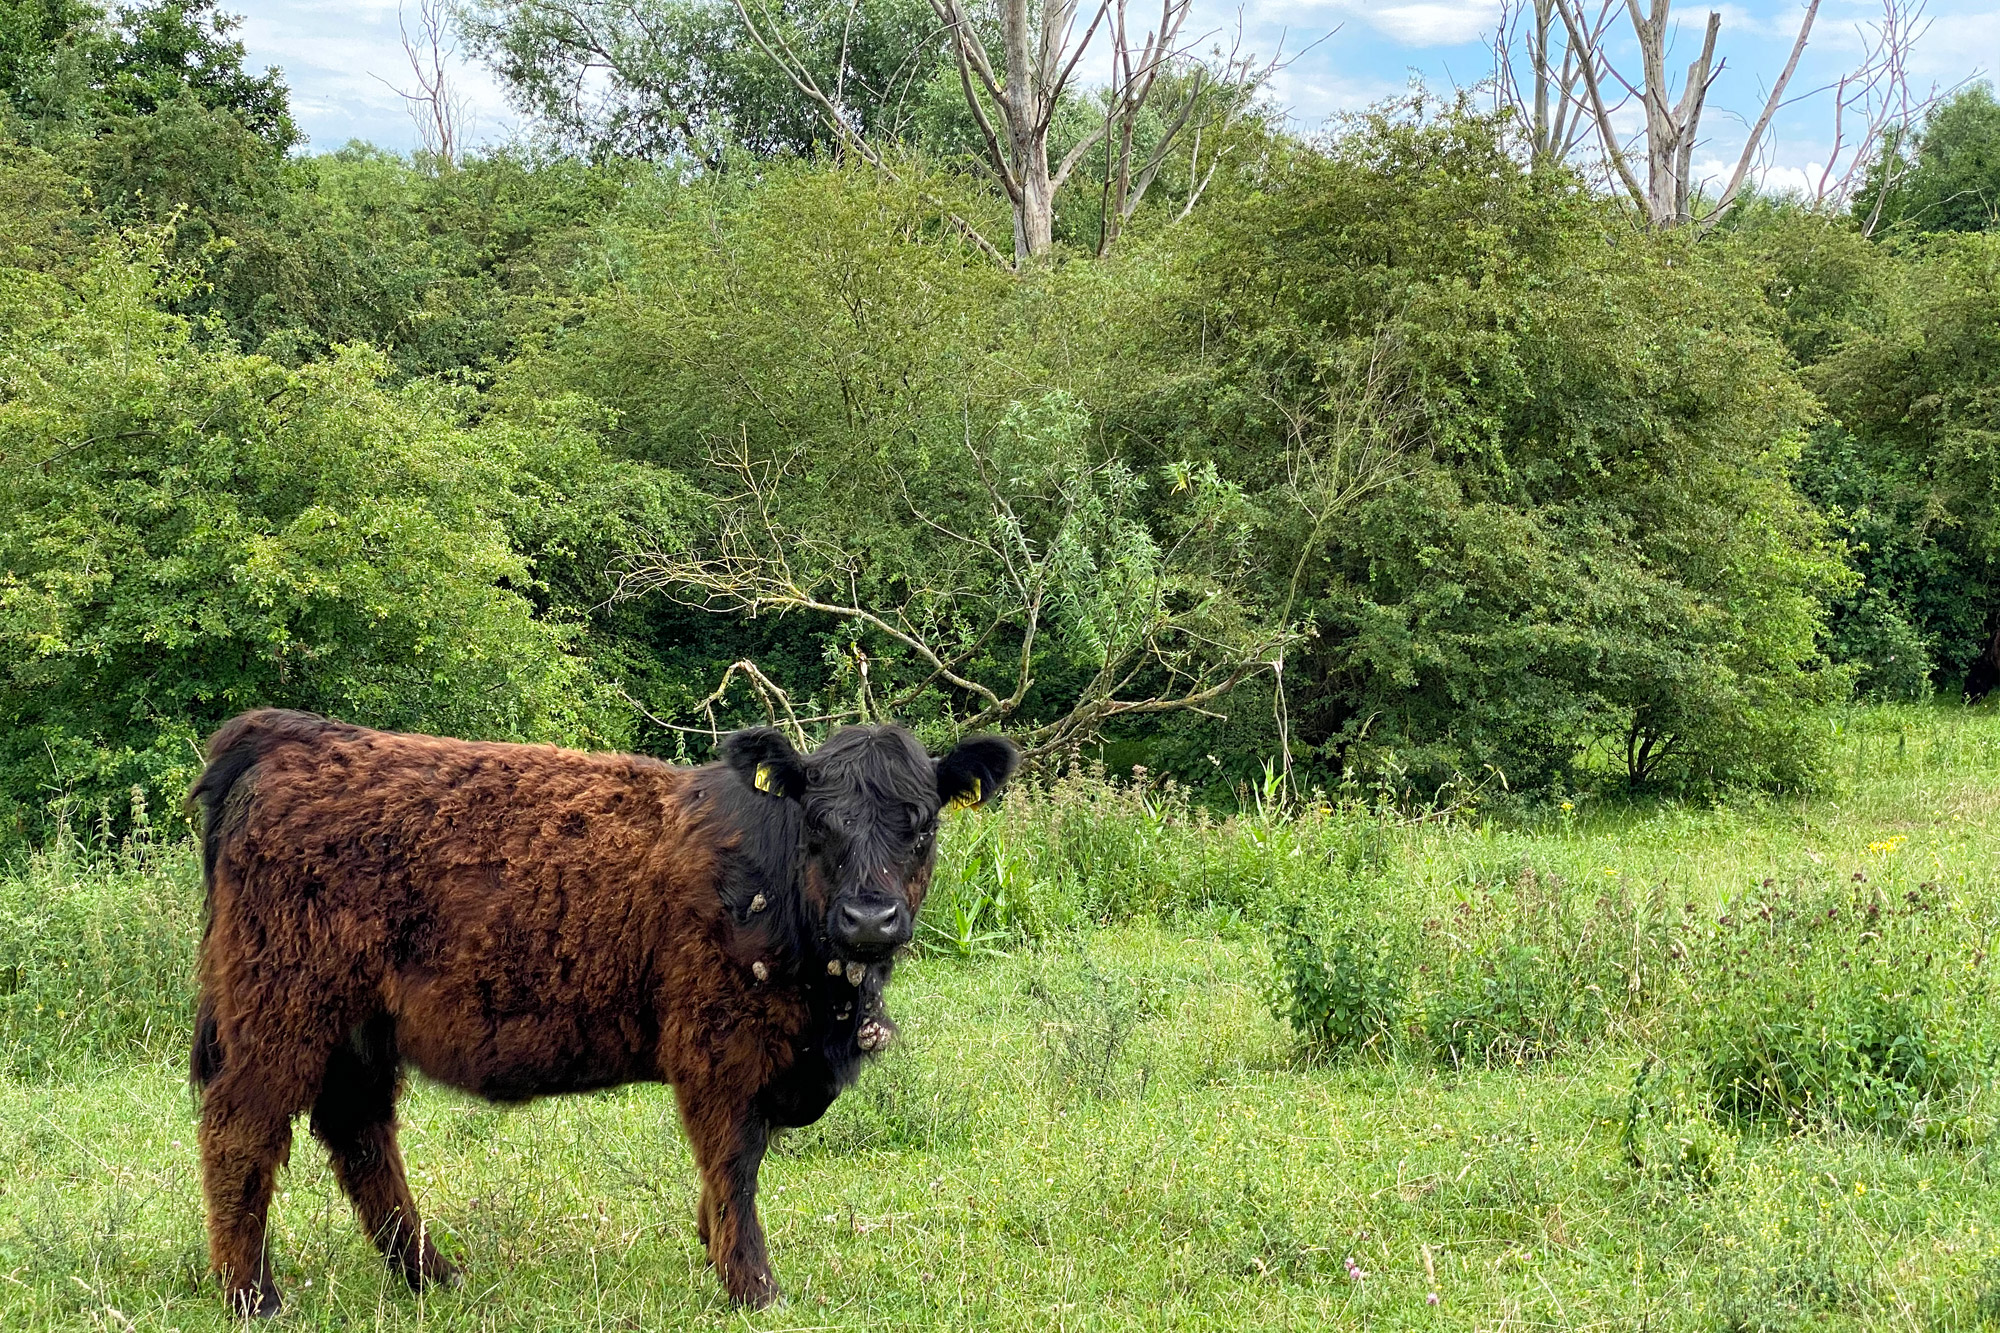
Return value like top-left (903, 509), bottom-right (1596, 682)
top-left (1546, 0), bottom-right (1820, 228)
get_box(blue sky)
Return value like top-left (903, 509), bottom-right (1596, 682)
top-left (237, 0), bottom-right (1995, 190)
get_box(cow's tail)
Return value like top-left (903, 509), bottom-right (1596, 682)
top-left (184, 708), bottom-right (337, 1094)
top-left (191, 991), bottom-right (223, 1092)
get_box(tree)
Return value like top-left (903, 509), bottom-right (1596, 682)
top-left (1160, 103), bottom-right (1848, 790)
top-left (0, 229), bottom-right (641, 840)
top-left (0, 0), bottom-right (95, 115)
top-left (1489, 0), bottom-right (1608, 170)
top-left (1498, 0), bottom-right (1819, 227)
top-left (1858, 82), bottom-right (2000, 235)
top-left (738, 0), bottom-right (1241, 261)
top-left (2, 0), bottom-right (295, 150)
top-left (1807, 232), bottom-right (2000, 693)
top-left (462, 0), bottom-right (946, 163)
top-left (504, 164), bottom-right (1316, 756)
top-left (376, 0), bottom-right (470, 167)
top-left (1803, 0), bottom-right (1936, 226)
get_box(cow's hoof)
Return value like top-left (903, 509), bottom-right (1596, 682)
top-left (400, 1254), bottom-right (460, 1291)
top-left (725, 1271), bottom-right (781, 1309)
top-left (228, 1279), bottom-right (283, 1319)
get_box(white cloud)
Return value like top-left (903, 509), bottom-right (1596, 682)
top-left (1244, 0), bottom-right (1500, 46)
top-left (1907, 9), bottom-right (1999, 81)
top-left (235, 0), bottom-right (1992, 157)
top-left (1752, 161), bottom-right (1823, 194)
top-left (237, 0), bottom-right (517, 152)
top-left (1265, 65), bottom-right (1407, 123)
top-left (1709, 1), bottom-right (1822, 40)
top-left (1359, 0), bottom-right (1502, 44)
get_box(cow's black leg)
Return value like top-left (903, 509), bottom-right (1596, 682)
top-left (677, 1087), bottom-right (777, 1308)
top-left (310, 1021), bottom-right (456, 1292)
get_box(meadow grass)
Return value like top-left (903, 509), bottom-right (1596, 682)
top-left (3, 703), bottom-right (2000, 1330)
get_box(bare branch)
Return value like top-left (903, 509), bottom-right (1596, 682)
top-left (1705, 0), bottom-right (1821, 225)
top-left (614, 408), bottom-right (1306, 754)
top-left (372, 0), bottom-right (470, 166)
top-left (1553, 0), bottom-right (1649, 211)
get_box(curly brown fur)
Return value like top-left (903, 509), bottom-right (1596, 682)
top-left (186, 710), bottom-right (1015, 1317)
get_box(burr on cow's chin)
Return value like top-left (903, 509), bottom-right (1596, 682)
top-left (186, 710), bottom-right (1018, 1319)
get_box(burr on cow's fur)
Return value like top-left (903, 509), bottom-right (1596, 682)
top-left (186, 709), bottom-right (1017, 1317)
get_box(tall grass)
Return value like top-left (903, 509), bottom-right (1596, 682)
top-left (5, 703), bottom-right (1999, 1138)
top-left (4, 706), bottom-right (2000, 1328)
top-left (923, 704), bottom-right (2000, 1130)
top-left (0, 803), bottom-right (199, 1079)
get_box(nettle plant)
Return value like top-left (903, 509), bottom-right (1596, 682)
top-left (1264, 909), bottom-right (1408, 1059)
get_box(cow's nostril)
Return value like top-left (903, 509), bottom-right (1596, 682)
top-left (836, 900), bottom-right (903, 946)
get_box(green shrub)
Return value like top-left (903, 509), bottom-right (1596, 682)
top-left (0, 229), bottom-right (675, 841)
top-left (1264, 910), bottom-right (1408, 1058)
top-left (1174, 101), bottom-right (1848, 794)
top-left (1421, 940), bottom-right (1581, 1066)
top-left (1026, 953), bottom-right (1158, 1102)
top-left (1614, 1060), bottom-right (1737, 1190)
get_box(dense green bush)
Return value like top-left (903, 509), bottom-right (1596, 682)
top-left (1262, 864), bottom-right (1648, 1067)
top-left (0, 230), bottom-right (676, 839)
top-left (1264, 910), bottom-right (1407, 1057)
top-left (1149, 103), bottom-right (1849, 793)
top-left (1859, 83), bottom-right (2000, 237)
top-left (1803, 232), bottom-right (2000, 693)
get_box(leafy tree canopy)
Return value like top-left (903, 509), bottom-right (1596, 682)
top-left (1155, 103), bottom-right (1850, 791)
top-left (461, 0), bottom-right (946, 163)
top-left (4, 0), bottom-right (295, 150)
top-left (1859, 82), bottom-right (2000, 236)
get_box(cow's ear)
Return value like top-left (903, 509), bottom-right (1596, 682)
top-left (722, 728), bottom-right (808, 800)
top-left (936, 735), bottom-right (1019, 811)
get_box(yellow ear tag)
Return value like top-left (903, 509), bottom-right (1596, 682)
top-left (754, 763), bottom-right (777, 794)
top-left (948, 776), bottom-right (982, 812)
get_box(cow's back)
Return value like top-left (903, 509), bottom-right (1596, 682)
top-left (195, 711), bottom-right (733, 1096)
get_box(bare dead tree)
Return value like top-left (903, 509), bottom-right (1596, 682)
top-left (737, 0), bottom-right (1255, 264)
top-left (1093, 0), bottom-right (1197, 254)
top-left (1489, 0), bottom-right (1612, 168)
top-left (730, 0), bottom-right (1013, 265)
top-left (1097, 23), bottom-right (1288, 253)
top-left (1809, 0), bottom-right (1940, 231)
top-left (926, 0), bottom-right (1118, 260)
top-left (376, 0), bottom-right (471, 166)
top-left (1530, 0), bottom-right (1822, 227)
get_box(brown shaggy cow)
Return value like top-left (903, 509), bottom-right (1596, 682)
top-left (187, 709), bottom-right (1017, 1317)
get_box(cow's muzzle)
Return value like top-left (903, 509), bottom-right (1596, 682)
top-left (831, 896), bottom-right (908, 957)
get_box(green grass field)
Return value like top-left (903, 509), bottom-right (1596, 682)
top-left (4, 705), bottom-right (2000, 1330)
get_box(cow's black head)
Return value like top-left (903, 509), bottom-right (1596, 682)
top-left (723, 724), bottom-right (1018, 961)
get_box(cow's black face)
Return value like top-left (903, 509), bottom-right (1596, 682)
top-left (723, 725), bottom-right (1020, 963)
